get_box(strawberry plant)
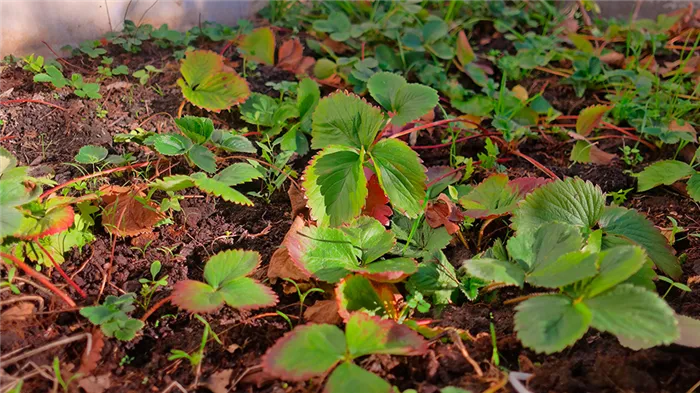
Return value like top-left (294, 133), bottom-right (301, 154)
top-left (511, 178), bottom-right (682, 279)
top-left (304, 84), bottom-right (437, 226)
top-left (633, 157), bottom-right (700, 202)
top-left (170, 249), bottom-right (277, 313)
top-left (177, 50), bottom-right (250, 112)
top-left (80, 294), bottom-right (145, 341)
top-left (262, 312), bottom-right (428, 393)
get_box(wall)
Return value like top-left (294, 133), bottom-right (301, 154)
top-left (0, 0), bottom-right (265, 58)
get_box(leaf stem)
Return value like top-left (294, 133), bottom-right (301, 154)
top-left (389, 118), bottom-right (489, 140)
top-left (34, 241), bottom-right (87, 298)
top-left (0, 252), bottom-right (76, 307)
top-left (141, 295), bottom-right (173, 322)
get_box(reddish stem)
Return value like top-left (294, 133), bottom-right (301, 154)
top-left (361, 41), bottom-right (365, 61)
top-left (34, 241), bottom-right (87, 298)
top-left (241, 131), bottom-right (262, 137)
top-left (141, 295), bottom-right (174, 322)
top-left (0, 99), bottom-right (67, 111)
top-left (602, 122), bottom-right (657, 151)
top-left (39, 161), bottom-right (153, 201)
top-left (220, 40), bottom-right (233, 56)
top-left (0, 252), bottom-right (76, 307)
top-left (509, 150), bottom-right (560, 180)
top-left (41, 40), bottom-right (91, 73)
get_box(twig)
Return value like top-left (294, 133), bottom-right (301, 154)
top-left (0, 99), bottom-right (67, 111)
top-left (503, 293), bottom-right (550, 305)
top-left (40, 41), bottom-right (90, 73)
top-left (97, 234), bottom-right (118, 302)
top-left (141, 295), bottom-right (174, 321)
top-left (0, 295), bottom-right (45, 312)
top-left (1, 333), bottom-right (91, 366)
top-left (448, 331), bottom-right (483, 377)
top-left (389, 118), bottom-right (489, 140)
top-left (0, 253), bottom-right (76, 308)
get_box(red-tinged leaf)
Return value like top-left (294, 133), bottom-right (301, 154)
top-left (277, 38), bottom-right (316, 75)
top-left (239, 27), bottom-right (275, 65)
top-left (575, 105), bottom-right (611, 136)
top-left (669, 120), bottom-right (697, 142)
top-left (171, 280), bottom-right (222, 313)
top-left (356, 258), bottom-right (417, 283)
top-left (16, 199), bottom-right (75, 240)
top-left (456, 30), bottom-right (475, 66)
top-left (336, 275), bottom-right (401, 320)
top-left (345, 312), bottom-right (429, 358)
top-left (425, 194), bottom-right (464, 235)
top-left (262, 323), bottom-right (346, 381)
top-left (508, 177), bottom-right (552, 197)
top-left (362, 174), bottom-right (392, 225)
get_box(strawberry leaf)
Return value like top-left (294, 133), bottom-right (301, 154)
top-left (461, 258), bottom-right (526, 287)
top-left (633, 160), bottom-right (695, 192)
top-left (311, 91), bottom-right (386, 150)
top-left (262, 324), bottom-right (346, 381)
top-left (16, 199), bottom-right (75, 240)
top-left (460, 174), bottom-right (548, 219)
top-left (367, 72), bottom-right (438, 127)
top-left (171, 249), bottom-right (277, 313)
top-left (75, 145), bottom-right (108, 164)
top-left (575, 105), bottom-right (611, 136)
top-left (303, 146), bottom-right (367, 226)
top-left (515, 294), bottom-right (592, 354)
top-left (325, 362), bottom-right (392, 393)
top-left (356, 257), bottom-right (417, 283)
top-left (238, 27), bottom-right (275, 65)
top-left (345, 312), bottom-right (428, 359)
top-left (214, 162), bottom-right (263, 186)
top-left (174, 116), bottom-right (214, 144)
top-left (177, 50), bottom-right (250, 112)
top-left (152, 133), bottom-right (193, 156)
top-left (455, 30), bottom-right (475, 66)
top-left (191, 172), bottom-right (253, 206)
top-left (584, 245), bottom-right (646, 297)
top-left (688, 173), bottom-right (700, 202)
top-left (286, 224), bottom-right (359, 283)
top-left (371, 138), bottom-right (426, 218)
top-left (340, 216), bottom-right (395, 264)
top-left (188, 144), bottom-right (217, 173)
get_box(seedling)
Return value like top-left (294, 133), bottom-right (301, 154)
top-left (168, 314), bottom-right (222, 369)
top-left (33, 65), bottom-right (70, 88)
top-left (170, 249), bottom-right (277, 313)
top-left (282, 277), bottom-right (324, 321)
top-left (0, 266), bottom-right (20, 294)
top-left (80, 293), bottom-right (145, 341)
top-left (22, 54), bottom-right (44, 73)
top-left (609, 188), bottom-right (633, 205)
top-left (70, 74), bottom-right (102, 99)
top-left (262, 312), bottom-right (428, 393)
top-left (132, 65), bottom-right (162, 85)
top-left (139, 260), bottom-right (169, 310)
top-left (53, 357), bottom-right (80, 393)
top-left (658, 276), bottom-right (692, 299)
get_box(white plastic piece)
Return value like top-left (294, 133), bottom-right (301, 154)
top-left (509, 371), bottom-right (534, 393)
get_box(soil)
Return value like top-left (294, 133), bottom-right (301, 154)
top-left (1, 33), bottom-right (699, 393)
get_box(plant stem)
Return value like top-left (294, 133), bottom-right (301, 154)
top-left (39, 161), bottom-right (153, 201)
top-left (0, 252), bottom-right (76, 307)
top-left (602, 121), bottom-right (658, 151)
top-left (34, 241), bottom-right (87, 298)
top-left (389, 118), bottom-right (489, 140)
top-left (412, 132), bottom-right (501, 150)
top-left (141, 295), bottom-right (174, 322)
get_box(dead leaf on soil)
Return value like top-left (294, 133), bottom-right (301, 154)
top-left (277, 38), bottom-right (315, 75)
top-left (321, 37), bottom-right (351, 54)
top-left (100, 185), bottom-right (165, 237)
top-left (425, 194), bottom-right (465, 235)
top-left (304, 300), bottom-right (342, 325)
top-left (104, 81), bottom-right (132, 91)
top-left (202, 369), bottom-right (234, 393)
top-left (78, 329), bottom-right (105, 375)
top-left (288, 182), bottom-right (308, 219)
top-left (78, 374), bottom-right (111, 393)
top-left (600, 51), bottom-right (625, 67)
top-left (268, 217), bottom-right (311, 284)
top-left (2, 302), bottom-right (36, 321)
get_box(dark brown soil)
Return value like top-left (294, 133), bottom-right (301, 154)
top-left (1, 34), bottom-right (699, 393)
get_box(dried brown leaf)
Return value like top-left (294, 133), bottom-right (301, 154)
top-left (78, 329), bottom-right (104, 375)
top-left (303, 299), bottom-right (342, 325)
top-left (277, 38), bottom-right (315, 75)
top-left (100, 185), bottom-right (165, 237)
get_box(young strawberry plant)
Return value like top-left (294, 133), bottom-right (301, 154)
top-left (80, 294), bottom-right (145, 341)
top-left (304, 81), bottom-right (437, 226)
top-left (170, 249), bottom-right (277, 313)
top-left (262, 312), bottom-right (428, 393)
top-left (633, 156), bottom-right (700, 202)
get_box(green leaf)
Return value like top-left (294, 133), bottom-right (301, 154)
top-left (634, 160), bottom-right (695, 192)
top-left (191, 172), bottom-right (253, 205)
top-left (357, 257), bottom-right (417, 283)
top-left (74, 145), bottom-right (108, 164)
top-left (297, 78), bottom-right (320, 122)
top-left (314, 58), bottom-right (337, 79)
top-left (0, 147), bottom-right (17, 176)
top-left (177, 50), bottom-right (250, 112)
top-left (459, 175), bottom-right (548, 219)
top-left (527, 251), bottom-right (598, 288)
top-left (585, 245), bottom-right (646, 297)
top-left (212, 132), bottom-right (256, 153)
top-left (568, 33), bottom-right (595, 54)
top-left (512, 178), bottom-right (605, 233)
top-left (461, 258), bottom-right (526, 287)
top-left (287, 224), bottom-right (359, 283)
top-left (515, 294), bottom-right (592, 354)
top-left (687, 173), bottom-right (700, 202)
top-left (345, 312), bottom-right (428, 358)
top-left (599, 206), bottom-right (681, 279)
top-left (341, 216), bottom-right (395, 264)
top-left (171, 249), bottom-right (276, 312)
top-left (240, 93), bottom-right (278, 126)
top-left (214, 162), bottom-right (263, 186)
top-left (303, 146), bottom-right (367, 226)
top-left (406, 251), bottom-right (458, 305)
top-left (188, 144), bottom-right (217, 173)
top-left (371, 138), bottom-right (426, 218)
top-left (336, 275), bottom-right (399, 319)
top-left (262, 324), bottom-right (346, 380)
top-left (0, 206), bottom-right (22, 239)
top-left (422, 20), bottom-right (448, 43)
top-left (575, 105), bottom-right (610, 136)
top-left (16, 202), bottom-right (75, 240)
top-left (153, 134), bottom-right (193, 156)
top-left (367, 72), bottom-right (438, 127)
top-left (456, 30), bottom-right (475, 66)
top-left (585, 284), bottom-right (678, 345)
top-left (150, 175), bottom-right (194, 192)
top-left (528, 222), bottom-right (583, 272)
top-left (238, 27), bottom-right (275, 65)
top-left (326, 362), bottom-right (392, 393)
top-left (0, 180), bottom-right (32, 207)
top-left (174, 116), bottom-right (214, 144)
top-left (311, 91), bottom-right (386, 150)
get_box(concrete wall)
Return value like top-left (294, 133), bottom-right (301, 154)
top-left (0, 0), bottom-right (265, 58)
top-left (597, 0), bottom-right (699, 20)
